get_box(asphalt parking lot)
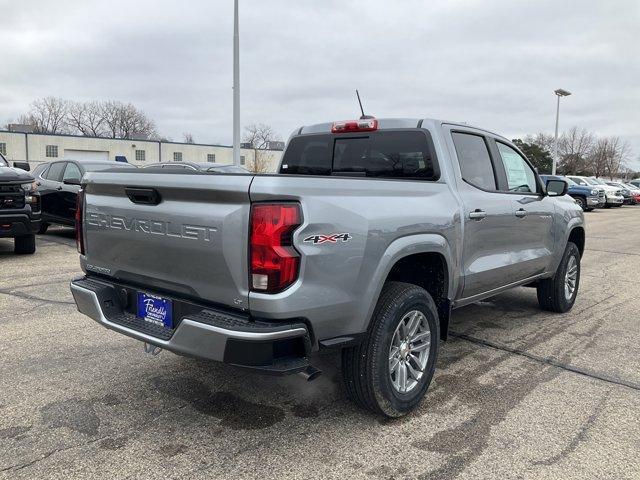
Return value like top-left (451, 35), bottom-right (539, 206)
top-left (1, 207), bottom-right (639, 480)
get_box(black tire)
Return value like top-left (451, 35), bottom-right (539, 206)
top-left (604, 204), bottom-right (611, 209)
top-left (537, 242), bottom-right (580, 313)
top-left (342, 282), bottom-right (439, 417)
top-left (14, 234), bottom-right (36, 254)
top-left (38, 222), bottom-right (49, 234)
top-left (574, 196), bottom-right (587, 211)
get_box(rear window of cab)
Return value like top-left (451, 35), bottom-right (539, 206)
top-left (280, 130), bottom-right (439, 181)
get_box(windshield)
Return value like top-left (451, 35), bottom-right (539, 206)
top-left (561, 176), bottom-right (577, 186)
top-left (585, 178), bottom-right (601, 186)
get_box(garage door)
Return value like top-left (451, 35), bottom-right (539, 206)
top-left (63, 149), bottom-right (109, 162)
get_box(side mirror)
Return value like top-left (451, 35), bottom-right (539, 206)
top-left (63, 177), bottom-right (81, 186)
top-left (13, 161), bottom-right (30, 171)
top-left (546, 179), bottom-right (568, 197)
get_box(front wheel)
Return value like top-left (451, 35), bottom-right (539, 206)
top-left (342, 282), bottom-right (439, 417)
top-left (537, 242), bottom-right (580, 313)
top-left (574, 196), bottom-right (587, 211)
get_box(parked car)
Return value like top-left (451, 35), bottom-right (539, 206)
top-left (70, 117), bottom-right (585, 417)
top-left (567, 176), bottom-right (623, 207)
top-left (0, 154), bottom-right (40, 253)
top-left (606, 181), bottom-right (636, 205)
top-left (629, 179), bottom-right (640, 188)
top-left (142, 162), bottom-right (250, 173)
top-left (33, 160), bottom-right (136, 233)
top-left (540, 174), bottom-right (600, 211)
top-left (623, 183), bottom-right (640, 203)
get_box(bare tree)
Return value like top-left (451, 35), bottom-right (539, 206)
top-left (558, 127), bottom-right (594, 175)
top-left (183, 133), bottom-right (195, 144)
top-left (99, 101), bottom-right (156, 139)
top-left (525, 132), bottom-right (555, 155)
top-left (19, 97), bottom-right (69, 133)
top-left (243, 123), bottom-right (281, 150)
top-left (242, 124), bottom-right (282, 173)
top-left (67, 101), bottom-right (106, 137)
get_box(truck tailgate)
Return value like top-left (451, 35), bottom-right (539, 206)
top-left (81, 172), bottom-right (253, 310)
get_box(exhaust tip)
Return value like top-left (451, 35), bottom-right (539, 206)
top-left (298, 365), bottom-right (322, 382)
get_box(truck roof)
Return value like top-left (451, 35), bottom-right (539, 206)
top-left (297, 118), bottom-right (509, 142)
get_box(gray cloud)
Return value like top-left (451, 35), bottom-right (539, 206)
top-left (1, 0), bottom-right (638, 166)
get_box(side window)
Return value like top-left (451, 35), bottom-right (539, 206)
top-left (496, 142), bottom-right (538, 193)
top-left (63, 162), bottom-right (82, 181)
top-left (46, 162), bottom-right (66, 182)
top-left (451, 132), bottom-right (496, 190)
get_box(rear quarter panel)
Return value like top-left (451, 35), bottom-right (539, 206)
top-left (248, 175), bottom-right (460, 341)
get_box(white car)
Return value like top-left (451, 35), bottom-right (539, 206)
top-left (567, 176), bottom-right (624, 207)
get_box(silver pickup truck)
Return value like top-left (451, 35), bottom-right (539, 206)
top-left (70, 117), bottom-right (584, 416)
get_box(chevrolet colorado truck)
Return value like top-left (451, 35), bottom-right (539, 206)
top-left (70, 118), bottom-right (585, 416)
top-left (0, 154), bottom-right (40, 254)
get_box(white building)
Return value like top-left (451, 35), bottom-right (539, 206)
top-left (0, 130), bottom-right (283, 171)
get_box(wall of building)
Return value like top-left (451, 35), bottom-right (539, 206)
top-left (0, 131), bottom-right (283, 171)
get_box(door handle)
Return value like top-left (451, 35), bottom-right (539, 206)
top-left (469, 209), bottom-right (487, 220)
top-left (515, 208), bottom-right (527, 218)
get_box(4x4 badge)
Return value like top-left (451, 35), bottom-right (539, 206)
top-left (303, 233), bottom-right (352, 244)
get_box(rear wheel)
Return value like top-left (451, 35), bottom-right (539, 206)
top-left (14, 234), bottom-right (36, 254)
top-left (537, 242), bottom-right (580, 313)
top-left (342, 282), bottom-right (439, 417)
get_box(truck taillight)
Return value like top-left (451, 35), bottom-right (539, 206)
top-left (75, 189), bottom-right (85, 255)
top-left (250, 203), bottom-right (302, 293)
top-left (331, 118), bottom-right (378, 133)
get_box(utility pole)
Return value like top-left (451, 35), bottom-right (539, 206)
top-left (232, 0), bottom-right (241, 166)
top-left (552, 88), bottom-right (571, 175)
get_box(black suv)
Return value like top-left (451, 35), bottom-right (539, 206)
top-left (32, 160), bottom-right (135, 233)
top-left (0, 154), bottom-right (40, 254)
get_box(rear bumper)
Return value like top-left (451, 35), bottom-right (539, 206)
top-left (0, 213), bottom-right (40, 237)
top-left (70, 276), bottom-right (313, 374)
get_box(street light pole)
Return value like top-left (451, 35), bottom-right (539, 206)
top-left (232, 0), bottom-right (240, 166)
top-left (552, 88), bottom-right (571, 175)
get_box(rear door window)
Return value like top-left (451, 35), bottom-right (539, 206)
top-left (63, 162), bottom-right (82, 181)
top-left (280, 131), bottom-right (438, 180)
top-left (451, 132), bottom-right (497, 191)
top-left (46, 162), bottom-right (66, 182)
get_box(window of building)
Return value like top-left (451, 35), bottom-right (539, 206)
top-left (46, 145), bottom-right (59, 158)
top-left (451, 132), bottom-right (496, 191)
top-left (0, 143), bottom-right (6, 156)
top-left (173, 152), bottom-right (182, 162)
top-left (207, 153), bottom-right (216, 163)
top-left (240, 155), bottom-right (246, 165)
top-left (496, 142), bottom-right (538, 193)
top-left (135, 150), bottom-right (146, 162)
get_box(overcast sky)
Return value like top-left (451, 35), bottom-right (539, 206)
top-left (1, 0), bottom-right (638, 167)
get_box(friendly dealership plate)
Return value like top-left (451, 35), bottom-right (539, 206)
top-left (137, 292), bottom-right (173, 329)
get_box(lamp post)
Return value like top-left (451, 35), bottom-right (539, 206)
top-left (552, 88), bottom-right (571, 175)
top-left (232, 0), bottom-right (241, 166)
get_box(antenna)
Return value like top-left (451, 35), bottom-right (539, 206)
top-left (356, 90), bottom-right (374, 120)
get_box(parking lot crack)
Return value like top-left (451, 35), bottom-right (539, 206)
top-left (450, 332), bottom-right (640, 392)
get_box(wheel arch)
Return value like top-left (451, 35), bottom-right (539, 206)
top-left (362, 234), bottom-right (455, 341)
